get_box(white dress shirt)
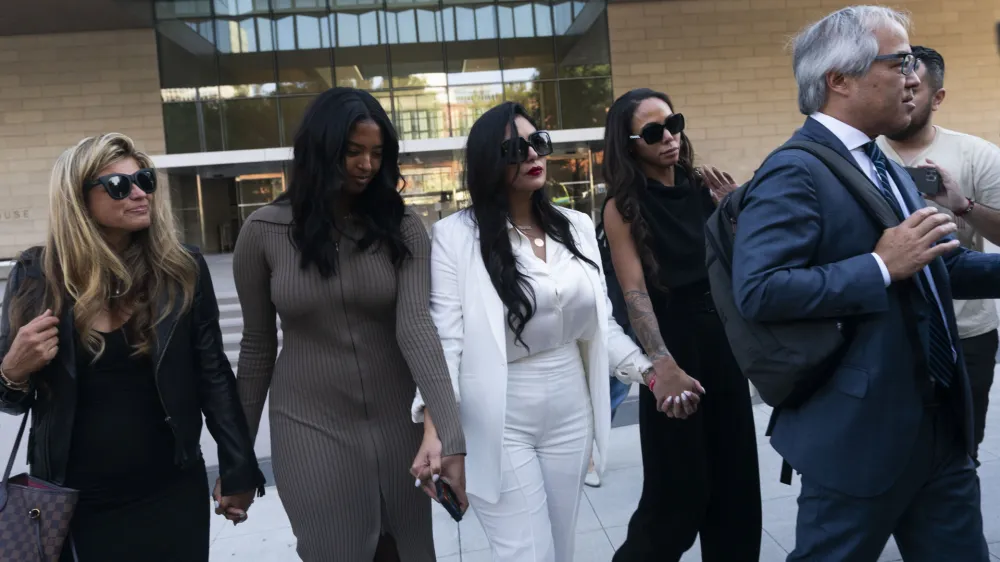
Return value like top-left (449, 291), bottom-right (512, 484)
top-left (810, 113), bottom-right (955, 353)
top-left (507, 226), bottom-right (648, 370)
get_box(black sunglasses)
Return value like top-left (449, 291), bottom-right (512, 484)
top-left (84, 169), bottom-right (157, 200)
top-left (501, 131), bottom-right (553, 163)
top-left (630, 113), bottom-right (685, 145)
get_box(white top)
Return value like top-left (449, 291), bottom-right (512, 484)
top-left (811, 112), bottom-right (955, 354)
top-left (878, 126), bottom-right (1000, 339)
top-left (505, 226), bottom-right (598, 362)
top-left (505, 226), bottom-right (647, 371)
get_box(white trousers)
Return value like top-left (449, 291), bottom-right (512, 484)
top-left (469, 343), bottom-right (594, 562)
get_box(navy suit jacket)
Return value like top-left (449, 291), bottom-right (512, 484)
top-left (732, 117), bottom-right (1000, 498)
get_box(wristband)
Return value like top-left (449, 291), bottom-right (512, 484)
top-left (955, 198), bottom-right (975, 217)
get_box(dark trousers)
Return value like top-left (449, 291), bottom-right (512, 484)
top-left (612, 310), bottom-right (762, 562)
top-left (788, 406), bottom-right (988, 561)
top-left (960, 329), bottom-right (998, 459)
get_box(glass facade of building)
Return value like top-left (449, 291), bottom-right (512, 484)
top-left (153, 0), bottom-right (613, 251)
top-left (154, 0), bottom-right (613, 153)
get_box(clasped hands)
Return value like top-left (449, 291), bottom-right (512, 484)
top-left (213, 478), bottom-right (257, 526)
top-left (647, 356), bottom-right (706, 420)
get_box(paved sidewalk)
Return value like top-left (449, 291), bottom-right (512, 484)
top-left (209, 384), bottom-right (1000, 561)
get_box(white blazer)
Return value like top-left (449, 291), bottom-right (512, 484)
top-left (412, 207), bottom-right (650, 503)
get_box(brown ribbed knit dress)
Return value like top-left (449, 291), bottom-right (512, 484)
top-left (232, 201), bottom-right (465, 562)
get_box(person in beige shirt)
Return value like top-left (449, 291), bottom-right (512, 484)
top-left (878, 45), bottom-right (1000, 461)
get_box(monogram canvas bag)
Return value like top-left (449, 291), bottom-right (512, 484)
top-left (0, 412), bottom-right (79, 561)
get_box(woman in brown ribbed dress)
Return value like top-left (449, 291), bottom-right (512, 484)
top-left (232, 87), bottom-right (467, 562)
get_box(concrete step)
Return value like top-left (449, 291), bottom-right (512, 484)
top-left (217, 294), bottom-right (239, 307)
top-left (218, 303), bottom-right (242, 320)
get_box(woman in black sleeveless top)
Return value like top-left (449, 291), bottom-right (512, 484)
top-left (601, 88), bottom-right (762, 561)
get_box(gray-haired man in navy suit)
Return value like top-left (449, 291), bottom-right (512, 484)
top-left (731, 6), bottom-right (1000, 561)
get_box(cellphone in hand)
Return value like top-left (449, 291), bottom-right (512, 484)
top-left (436, 479), bottom-right (463, 523)
top-left (904, 166), bottom-right (943, 196)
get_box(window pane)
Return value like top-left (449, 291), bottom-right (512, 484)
top-left (504, 80), bottom-right (557, 131)
top-left (448, 83), bottom-right (504, 137)
top-left (498, 2), bottom-right (556, 81)
top-left (558, 77), bottom-right (611, 129)
top-left (276, 13), bottom-right (335, 94)
top-left (214, 0), bottom-right (267, 16)
top-left (162, 102), bottom-right (202, 153)
top-left (156, 0), bottom-right (213, 19)
top-left (554, 1), bottom-right (610, 78)
top-left (203, 100), bottom-right (225, 151)
top-left (223, 97), bottom-right (280, 149)
top-left (443, 1), bottom-right (502, 86)
top-left (386, 1), bottom-right (446, 89)
top-left (334, 8), bottom-right (390, 89)
top-left (393, 87), bottom-right (449, 140)
top-left (217, 18), bottom-right (278, 97)
top-left (279, 95), bottom-right (317, 145)
top-left (157, 20), bottom-right (219, 96)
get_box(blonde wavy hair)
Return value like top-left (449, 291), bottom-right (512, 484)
top-left (12, 133), bottom-right (198, 359)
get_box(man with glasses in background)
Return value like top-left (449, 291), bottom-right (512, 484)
top-left (878, 45), bottom-right (1000, 463)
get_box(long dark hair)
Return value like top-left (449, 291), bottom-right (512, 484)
top-left (278, 87), bottom-right (409, 278)
top-left (465, 102), bottom-right (597, 350)
top-left (602, 88), bottom-right (695, 282)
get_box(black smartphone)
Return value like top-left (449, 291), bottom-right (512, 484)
top-left (435, 479), bottom-right (463, 522)
top-left (905, 166), bottom-right (943, 196)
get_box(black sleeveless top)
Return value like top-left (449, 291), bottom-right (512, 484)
top-left (638, 166), bottom-right (716, 294)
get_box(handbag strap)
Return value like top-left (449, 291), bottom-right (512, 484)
top-left (2, 411), bottom-right (29, 485)
top-left (0, 411), bottom-right (29, 512)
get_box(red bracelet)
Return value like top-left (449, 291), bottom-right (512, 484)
top-left (955, 198), bottom-right (975, 217)
top-left (648, 376), bottom-right (656, 390)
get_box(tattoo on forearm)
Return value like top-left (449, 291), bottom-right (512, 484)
top-left (623, 290), bottom-right (670, 362)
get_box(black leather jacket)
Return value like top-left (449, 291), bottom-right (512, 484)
top-left (0, 246), bottom-right (265, 497)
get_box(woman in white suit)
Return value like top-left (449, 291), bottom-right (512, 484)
top-left (410, 102), bottom-right (705, 562)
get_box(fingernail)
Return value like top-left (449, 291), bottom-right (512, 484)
top-left (681, 394), bottom-right (688, 401)
top-left (414, 478), bottom-right (421, 487)
top-left (214, 500), bottom-right (220, 509)
top-left (432, 474), bottom-right (440, 482)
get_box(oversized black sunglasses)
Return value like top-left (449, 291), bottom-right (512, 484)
top-left (501, 131), bottom-right (553, 163)
top-left (630, 113), bottom-right (685, 145)
top-left (84, 168), bottom-right (157, 200)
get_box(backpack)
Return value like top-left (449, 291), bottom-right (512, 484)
top-left (704, 140), bottom-right (901, 411)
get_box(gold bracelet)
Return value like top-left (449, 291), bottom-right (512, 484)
top-left (0, 365), bottom-right (29, 391)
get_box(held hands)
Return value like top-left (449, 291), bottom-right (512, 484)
top-left (648, 356), bottom-right (706, 419)
top-left (1, 309), bottom-right (60, 384)
top-left (874, 206), bottom-right (960, 282)
top-left (213, 478), bottom-right (256, 526)
top-left (697, 166), bottom-right (739, 204)
top-left (410, 427), bottom-right (469, 514)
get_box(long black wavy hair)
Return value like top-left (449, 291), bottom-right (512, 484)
top-left (602, 88), bottom-right (695, 283)
top-left (465, 102), bottom-right (597, 350)
top-left (277, 87), bottom-right (409, 278)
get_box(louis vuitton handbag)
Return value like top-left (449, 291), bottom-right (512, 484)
top-left (0, 411), bottom-right (79, 561)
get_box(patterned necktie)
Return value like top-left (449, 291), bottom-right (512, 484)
top-left (863, 142), bottom-right (905, 220)
top-left (864, 141), bottom-right (954, 388)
